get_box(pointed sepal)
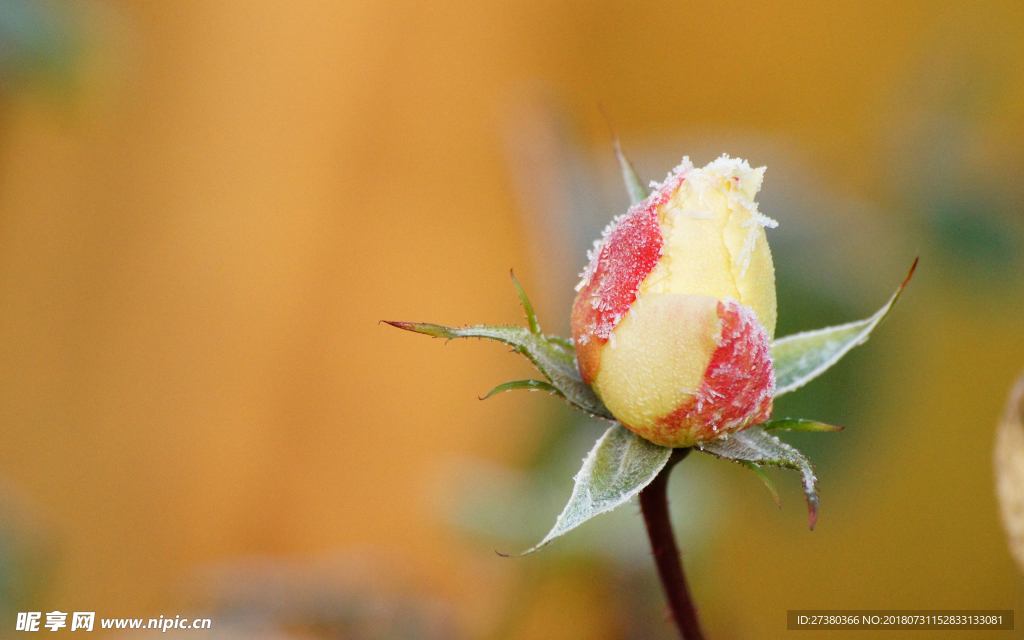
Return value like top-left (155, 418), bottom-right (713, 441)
top-left (601, 108), bottom-right (649, 206)
top-left (760, 419), bottom-right (843, 433)
top-left (700, 427), bottom-right (819, 529)
top-left (510, 423), bottom-right (672, 556)
top-left (383, 321), bottom-right (612, 420)
top-left (510, 270), bottom-right (541, 336)
top-left (481, 379), bottom-right (563, 400)
top-left (772, 258), bottom-right (917, 397)
top-left (615, 142), bottom-right (648, 206)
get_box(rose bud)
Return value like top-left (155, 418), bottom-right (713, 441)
top-left (571, 156), bottom-right (778, 448)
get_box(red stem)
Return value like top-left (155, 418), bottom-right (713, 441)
top-left (639, 448), bottom-right (704, 640)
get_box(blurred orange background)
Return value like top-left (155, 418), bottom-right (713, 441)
top-left (1, 1), bottom-right (1023, 638)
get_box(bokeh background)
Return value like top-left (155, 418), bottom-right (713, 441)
top-left (1, 0), bottom-right (1023, 638)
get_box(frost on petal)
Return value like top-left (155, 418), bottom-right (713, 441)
top-left (736, 208), bottom-right (778, 278)
top-left (653, 300), bottom-right (775, 446)
top-left (636, 155), bottom-right (778, 338)
top-left (571, 211), bottom-right (663, 381)
top-left (693, 155), bottom-right (778, 279)
top-left (572, 153), bottom-right (779, 419)
top-left (571, 171), bottom-right (687, 380)
top-left (577, 222), bottom-right (621, 292)
top-left (590, 293), bottom-right (721, 437)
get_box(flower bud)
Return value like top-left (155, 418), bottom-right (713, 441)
top-left (571, 156), bottom-right (778, 447)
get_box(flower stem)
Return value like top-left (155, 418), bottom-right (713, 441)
top-left (639, 448), bottom-right (704, 640)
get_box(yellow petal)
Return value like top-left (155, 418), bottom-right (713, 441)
top-left (638, 157), bottom-right (777, 338)
top-left (592, 293), bottom-right (720, 432)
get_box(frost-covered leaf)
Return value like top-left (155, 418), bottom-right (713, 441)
top-left (996, 369), bottom-right (1024, 574)
top-left (515, 423), bottom-right (671, 555)
top-left (772, 258), bottom-right (917, 397)
top-left (761, 418), bottom-right (842, 433)
top-left (481, 379), bottom-right (563, 400)
top-left (739, 461), bottom-right (780, 507)
top-left (384, 321), bottom-right (613, 420)
top-left (700, 427), bottom-right (819, 529)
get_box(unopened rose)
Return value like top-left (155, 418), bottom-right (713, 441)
top-left (571, 156), bottom-right (778, 447)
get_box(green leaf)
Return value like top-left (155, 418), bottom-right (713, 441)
top-left (700, 427), bottom-right (819, 529)
top-left (510, 270), bottom-right (541, 336)
top-left (545, 335), bottom-right (575, 351)
top-left (513, 423), bottom-right (672, 555)
top-left (615, 141), bottom-right (648, 206)
top-left (761, 418), bottom-right (842, 433)
top-left (771, 257), bottom-right (917, 397)
top-left (739, 461), bottom-right (780, 508)
top-left (600, 107), bottom-right (648, 206)
top-left (481, 379), bottom-right (563, 400)
top-left (384, 321), bottom-right (613, 420)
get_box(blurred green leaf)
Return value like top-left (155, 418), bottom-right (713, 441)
top-left (772, 257), bottom-right (917, 397)
top-left (515, 423), bottom-right (671, 555)
top-left (384, 321), bottom-right (612, 419)
top-left (761, 418), bottom-right (842, 433)
top-left (739, 460), bottom-right (780, 507)
top-left (0, 0), bottom-right (80, 92)
top-left (600, 108), bottom-right (648, 206)
top-left (481, 379), bottom-right (563, 400)
top-left (701, 427), bottom-right (819, 529)
top-left (615, 141), bottom-right (648, 206)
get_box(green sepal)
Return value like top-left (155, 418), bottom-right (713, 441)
top-left (739, 461), bottom-right (781, 507)
top-left (509, 423), bottom-right (671, 556)
top-left (700, 427), bottom-right (819, 529)
top-left (545, 335), bottom-right (576, 351)
top-left (615, 140), bottom-right (649, 206)
top-left (760, 418), bottom-right (843, 433)
top-left (481, 379), bottom-right (563, 400)
top-left (384, 321), bottom-right (612, 420)
top-left (510, 270), bottom-right (541, 336)
top-left (601, 108), bottom-right (649, 206)
top-left (772, 258), bottom-right (917, 397)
